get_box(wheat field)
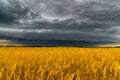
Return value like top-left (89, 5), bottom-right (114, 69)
top-left (0, 47), bottom-right (120, 80)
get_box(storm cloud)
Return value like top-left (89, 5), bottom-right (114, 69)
top-left (0, 0), bottom-right (120, 46)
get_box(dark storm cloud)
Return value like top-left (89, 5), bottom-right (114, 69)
top-left (0, 0), bottom-right (31, 23)
top-left (1, 0), bottom-right (120, 46)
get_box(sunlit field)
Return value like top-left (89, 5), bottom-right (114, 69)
top-left (0, 47), bottom-right (120, 80)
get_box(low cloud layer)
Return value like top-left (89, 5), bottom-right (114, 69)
top-left (0, 0), bottom-right (120, 46)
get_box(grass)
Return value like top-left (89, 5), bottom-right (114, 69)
top-left (0, 47), bottom-right (120, 80)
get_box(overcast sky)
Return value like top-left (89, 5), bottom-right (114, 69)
top-left (0, 0), bottom-right (120, 46)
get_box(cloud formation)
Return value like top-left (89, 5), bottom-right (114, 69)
top-left (0, 0), bottom-right (120, 46)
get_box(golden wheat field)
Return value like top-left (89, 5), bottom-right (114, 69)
top-left (0, 47), bottom-right (120, 80)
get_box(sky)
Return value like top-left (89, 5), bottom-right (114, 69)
top-left (0, 0), bottom-right (120, 47)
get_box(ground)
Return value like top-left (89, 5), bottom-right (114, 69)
top-left (0, 47), bottom-right (120, 80)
